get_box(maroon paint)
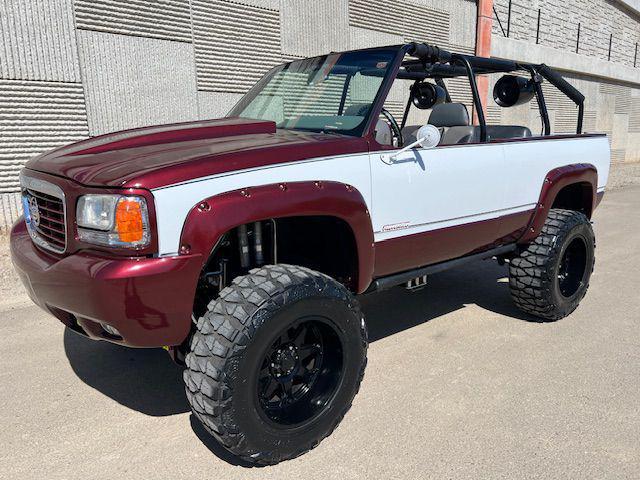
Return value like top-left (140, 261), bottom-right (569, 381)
top-left (10, 220), bottom-right (203, 347)
top-left (64, 117), bottom-right (277, 156)
top-left (26, 118), bottom-right (369, 190)
top-left (373, 209), bottom-right (534, 277)
top-left (179, 181), bottom-right (375, 294)
top-left (22, 169), bottom-right (159, 258)
top-left (518, 163), bottom-right (597, 244)
top-left (494, 208), bottom-right (536, 244)
top-left (595, 191), bottom-right (605, 208)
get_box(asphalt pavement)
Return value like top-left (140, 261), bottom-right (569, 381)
top-left (1, 186), bottom-right (638, 479)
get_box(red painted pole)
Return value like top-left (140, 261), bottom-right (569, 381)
top-left (474, 0), bottom-right (494, 124)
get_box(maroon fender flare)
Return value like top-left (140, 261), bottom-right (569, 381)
top-left (179, 181), bottom-right (375, 293)
top-left (518, 163), bottom-right (597, 244)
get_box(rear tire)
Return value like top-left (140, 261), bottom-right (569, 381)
top-left (184, 264), bottom-right (367, 465)
top-left (509, 208), bottom-right (595, 321)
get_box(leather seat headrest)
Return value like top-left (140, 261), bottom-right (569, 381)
top-left (428, 103), bottom-right (470, 127)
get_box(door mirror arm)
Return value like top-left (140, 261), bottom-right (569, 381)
top-left (381, 124), bottom-right (441, 164)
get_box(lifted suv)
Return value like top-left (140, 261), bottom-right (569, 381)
top-left (11, 43), bottom-right (610, 465)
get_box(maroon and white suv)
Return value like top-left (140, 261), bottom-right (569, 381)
top-left (10, 43), bottom-right (610, 465)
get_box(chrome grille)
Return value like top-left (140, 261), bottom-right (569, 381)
top-left (20, 174), bottom-right (67, 254)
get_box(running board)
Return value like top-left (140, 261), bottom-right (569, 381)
top-left (367, 244), bottom-right (517, 293)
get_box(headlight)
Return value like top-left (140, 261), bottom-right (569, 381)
top-left (77, 195), bottom-right (118, 230)
top-left (76, 195), bottom-right (150, 248)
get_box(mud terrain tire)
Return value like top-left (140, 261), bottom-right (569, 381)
top-left (184, 264), bottom-right (367, 466)
top-left (509, 208), bottom-right (595, 321)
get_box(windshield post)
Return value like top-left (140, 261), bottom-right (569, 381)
top-left (337, 73), bottom-right (353, 116)
top-left (361, 45), bottom-right (410, 140)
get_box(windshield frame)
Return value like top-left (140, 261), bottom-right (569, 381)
top-left (227, 45), bottom-right (405, 138)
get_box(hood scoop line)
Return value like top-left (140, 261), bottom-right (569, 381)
top-left (65, 118), bottom-right (277, 156)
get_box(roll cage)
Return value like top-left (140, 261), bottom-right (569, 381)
top-left (363, 42), bottom-right (586, 143)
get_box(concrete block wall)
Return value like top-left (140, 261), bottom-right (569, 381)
top-left (1, 0), bottom-right (638, 232)
top-left (493, 0), bottom-right (639, 67)
top-left (0, 0), bottom-right (477, 232)
top-left (491, 0), bottom-right (640, 164)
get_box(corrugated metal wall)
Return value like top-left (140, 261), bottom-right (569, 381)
top-left (1, 0), bottom-right (478, 232)
top-left (192, 0), bottom-right (282, 92)
top-left (2, 0), bottom-right (638, 232)
top-left (0, 80), bottom-right (89, 192)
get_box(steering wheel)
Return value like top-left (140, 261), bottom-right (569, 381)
top-left (380, 108), bottom-right (403, 147)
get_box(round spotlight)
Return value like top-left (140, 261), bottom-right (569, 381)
top-left (493, 75), bottom-right (536, 107)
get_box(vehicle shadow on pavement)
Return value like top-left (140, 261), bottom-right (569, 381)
top-left (362, 259), bottom-right (537, 341)
top-left (63, 329), bottom-right (189, 416)
top-left (63, 258), bottom-right (536, 464)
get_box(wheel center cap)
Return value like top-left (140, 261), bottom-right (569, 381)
top-left (280, 353), bottom-right (296, 372)
top-left (272, 344), bottom-right (299, 376)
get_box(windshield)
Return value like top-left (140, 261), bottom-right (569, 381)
top-left (228, 47), bottom-right (400, 136)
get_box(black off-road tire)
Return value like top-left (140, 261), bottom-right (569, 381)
top-left (509, 208), bottom-right (595, 321)
top-left (184, 264), bottom-right (367, 466)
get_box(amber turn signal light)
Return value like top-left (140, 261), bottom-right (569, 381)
top-left (115, 198), bottom-right (145, 243)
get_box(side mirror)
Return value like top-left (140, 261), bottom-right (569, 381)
top-left (382, 124), bottom-right (441, 164)
top-left (415, 124), bottom-right (441, 149)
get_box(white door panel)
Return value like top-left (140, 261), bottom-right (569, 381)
top-left (370, 144), bottom-right (507, 241)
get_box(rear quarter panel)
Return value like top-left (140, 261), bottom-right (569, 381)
top-left (501, 135), bottom-right (610, 207)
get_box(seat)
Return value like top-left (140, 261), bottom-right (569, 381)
top-left (374, 118), bottom-right (393, 146)
top-left (486, 125), bottom-right (532, 140)
top-left (401, 125), bottom-right (422, 144)
top-left (440, 125), bottom-right (533, 144)
top-left (428, 103), bottom-right (470, 128)
top-left (399, 103), bottom-right (534, 146)
top-left (427, 103), bottom-right (475, 145)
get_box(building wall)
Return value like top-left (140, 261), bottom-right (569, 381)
top-left (0, 0), bottom-right (476, 232)
top-left (493, 0), bottom-right (639, 67)
top-left (491, 0), bottom-right (640, 166)
top-left (1, 0), bottom-right (638, 232)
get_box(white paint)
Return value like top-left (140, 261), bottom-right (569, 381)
top-left (152, 136), bottom-right (611, 256)
top-left (152, 154), bottom-right (373, 255)
top-left (372, 136), bottom-right (610, 241)
top-left (500, 137), bottom-right (610, 206)
top-left (371, 142), bottom-right (509, 240)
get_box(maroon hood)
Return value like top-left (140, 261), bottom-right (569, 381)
top-left (25, 117), bottom-right (369, 190)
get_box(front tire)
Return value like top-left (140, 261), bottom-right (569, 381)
top-left (184, 264), bottom-right (367, 465)
top-left (509, 209), bottom-right (595, 321)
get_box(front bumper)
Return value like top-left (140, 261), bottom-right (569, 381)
top-left (10, 219), bottom-right (202, 347)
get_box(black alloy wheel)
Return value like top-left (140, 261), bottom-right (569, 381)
top-left (556, 236), bottom-right (588, 298)
top-left (257, 318), bottom-right (344, 427)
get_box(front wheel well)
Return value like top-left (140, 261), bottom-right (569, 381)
top-left (193, 216), bottom-right (359, 318)
top-left (551, 182), bottom-right (594, 218)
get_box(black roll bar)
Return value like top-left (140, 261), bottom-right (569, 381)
top-left (538, 64), bottom-right (585, 133)
top-left (521, 65), bottom-right (551, 136)
top-left (451, 54), bottom-right (488, 142)
top-left (404, 42), bottom-right (586, 137)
